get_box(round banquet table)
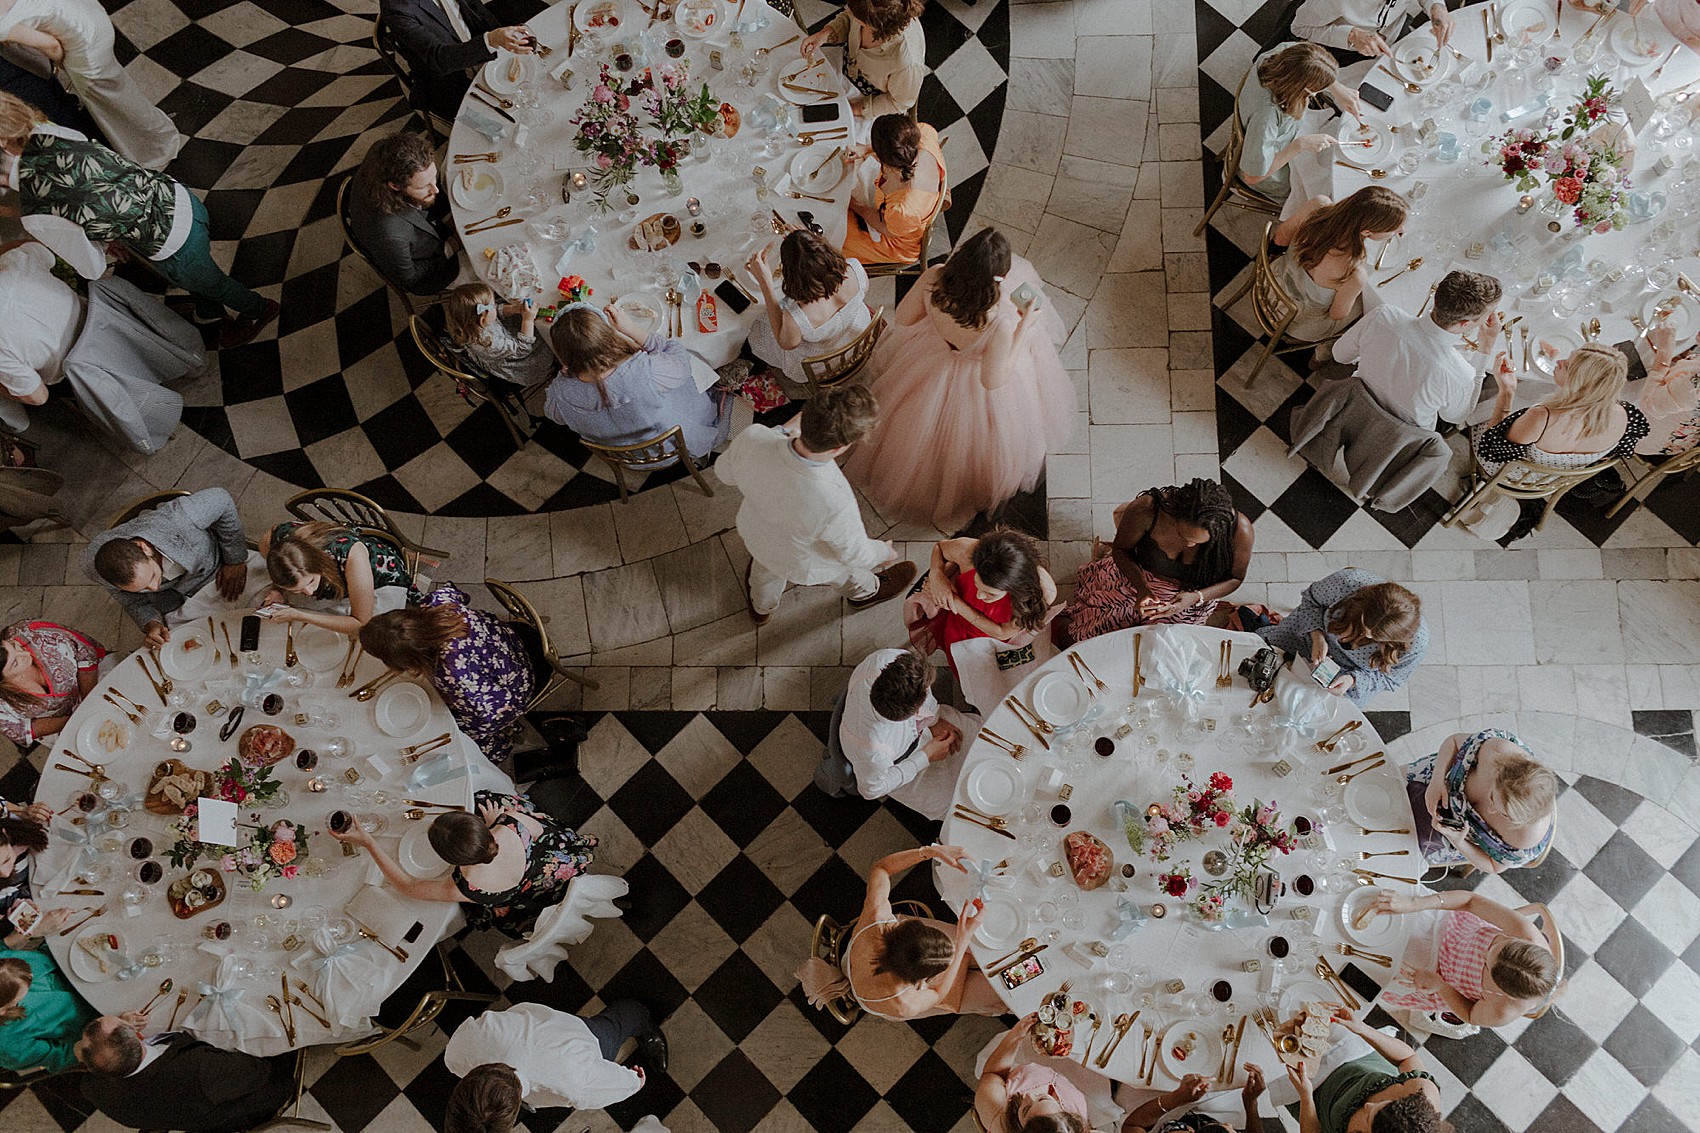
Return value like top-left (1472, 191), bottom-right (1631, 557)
top-left (1283, 0), bottom-right (1700, 412)
top-left (33, 615), bottom-right (505, 1055)
top-left (937, 625), bottom-right (1422, 1088)
top-left (447, 0), bottom-right (855, 368)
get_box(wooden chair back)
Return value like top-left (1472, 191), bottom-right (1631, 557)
top-left (580, 425), bottom-right (714, 504)
top-left (800, 307), bottom-right (886, 390)
top-left (1445, 454), bottom-right (1623, 534)
top-left (806, 900), bottom-right (937, 1026)
top-left (108, 489), bottom-right (191, 529)
top-left (408, 310), bottom-right (535, 451)
top-left (372, 14), bottom-right (452, 142)
top-left (333, 943), bottom-right (498, 1057)
top-left (284, 487), bottom-right (448, 576)
top-left (484, 575), bottom-right (596, 700)
top-left (1194, 68), bottom-right (1285, 236)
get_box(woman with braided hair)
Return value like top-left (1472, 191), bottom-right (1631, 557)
top-left (1056, 479), bottom-right (1254, 645)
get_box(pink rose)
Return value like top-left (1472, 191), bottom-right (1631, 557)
top-left (1214, 811), bottom-right (1231, 827)
top-left (593, 83), bottom-right (614, 103)
top-left (281, 864), bottom-right (299, 880)
top-left (595, 153), bottom-right (612, 169)
top-left (1147, 817), bottom-right (1169, 836)
top-left (1594, 220), bottom-right (1613, 234)
top-left (1553, 177), bottom-right (1582, 204)
top-left (271, 823), bottom-right (295, 843)
top-left (220, 854), bottom-right (238, 872)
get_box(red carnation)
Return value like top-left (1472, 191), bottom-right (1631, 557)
top-left (1553, 177), bottom-right (1583, 204)
top-left (1209, 772), bottom-right (1233, 792)
top-left (1166, 877), bottom-right (1190, 897)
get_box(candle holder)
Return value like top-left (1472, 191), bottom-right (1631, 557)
top-left (168, 735), bottom-right (192, 754)
top-left (270, 893), bottom-right (292, 910)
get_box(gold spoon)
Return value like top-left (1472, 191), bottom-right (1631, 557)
top-left (1379, 258), bottom-right (1422, 285)
top-left (139, 978), bottom-right (174, 1016)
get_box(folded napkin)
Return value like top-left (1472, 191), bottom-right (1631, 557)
top-left (292, 927), bottom-right (387, 1027)
top-left (1147, 630), bottom-right (1213, 716)
top-left (495, 873), bottom-right (629, 983)
top-left (1111, 895), bottom-right (1148, 940)
top-left (346, 885), bottom-right (417, 947)
top-left (462, 108), bottom-right (507, 143)
top-left (183, 950), bottom-right (284, 1044)
top-left (1270, 679), bottom-right (1337, 746)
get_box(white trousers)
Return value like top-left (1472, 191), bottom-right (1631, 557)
top-left (748, 556), bottom-right (878, 615)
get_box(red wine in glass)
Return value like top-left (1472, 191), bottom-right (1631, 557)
top-left (129, 837), bottom-right (153, 860)
top-left (329, 810), bottom-right (352, 833)
top-left (138, 861), bottom-right (163, 884)
top-left (172, 712), bottom-right (196, 735)
top-left (261, 694), bottom-right (284, 716)
top-left (1095, 737), bottom-right (1116, 756)
top-left (1268, 936), bottom-right (1291, 958)
top-left (1294, 875), bottom-right (1317, 897)
top-left (1294, 816), bottom-right (1314, 836)
top-left (295, 749), bottom-right (319, 772)
top-left (1212, 979), bottom-right (1233, 1002)
top-left (76, 792), bottom-right (98, 812)
top-left (1049, 804), bottom-right (1072, 827)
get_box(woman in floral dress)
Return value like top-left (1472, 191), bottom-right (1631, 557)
top-left (329, 790), bottom-right (597, 938)
top-left (259, 520), bottom-right (425, 637)
top-left (359, 583), bottom-right (534, 764)
top-left (0, 621), bottom-right (105, 749)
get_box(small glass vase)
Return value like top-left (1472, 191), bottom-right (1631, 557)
top-left (661, 166), bottom-right (684, 197)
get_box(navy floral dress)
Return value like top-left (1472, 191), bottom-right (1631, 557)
top-left (421, 583), bottom-right (533, 764)
top-left (454, 790), bottom-right (597, 936)
top-left (269, 522), bottom-right (424, 605)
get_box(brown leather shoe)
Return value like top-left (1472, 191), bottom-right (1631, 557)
top-left (217, 299), bottom-right (281, 350)
top-left (744, 561), bottom-right (772, 626)
top-left (847, 560), bottom-right (918, 610)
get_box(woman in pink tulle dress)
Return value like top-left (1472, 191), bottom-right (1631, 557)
top-left (843, 228), bottom-right (1072, 531)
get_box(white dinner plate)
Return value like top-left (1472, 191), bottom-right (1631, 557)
top-left (451, 166), bottom-right (503, 211)
top-left (1345, 775), bottom-right (1407, 829)
top-left (1532, 329), bottom-right (1581, 377)
top-left (1391, 35), bottom-right (1453, 84)
top-left (974, 897), bottom-right (1023, 949)
top-left (294, 624), bottom-right (344, 673)
top-left (1646, 290), bottom-right (1700, 341)
top-left (776, 58), bottom-right (838, 105)
top-left (70, 928), bottom-right (124, 982)
top-left (1279, 979), bottom-right (1336, 1019)
top-left (1336, 119), bottom-right (1396, 169)
top-left (375, 681), bottom-right (430, 738)
top-left (1611, 17), bottom-right (1667, 64)
top-left (789, 146), bottom-right (849, 194)
top-left (483, 51), bottom-right (534, 94)
top-left (966, 760), bottom-right (1023, 815)
top-left (673, 0), bottom-right (722, 37)
top-left (399, 822), bottom-right (452, 879)
top-left (1339, 886), bottom-right (1400, 949)
top-left (1031, 672), bottom-right (1091, 728)
top-left (575, 0), bottom-right (627, 33)
top-left (160, 629), bottom-right (214, 680)
top-left (1157, 1020), bottom-right (1222, 1081)
top-left (77, 714), bottom-right (130, 761)
top-left (1497, 0), bottom-right (1552, 40)
top-left (613, 292), bottom-right (665, 336)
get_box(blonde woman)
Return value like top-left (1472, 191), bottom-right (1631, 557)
top-left (1270, 187), bottom-right (1409, 363)
top-left (256, 521), bottom-right (424, 637)
top-left (1403, 730), bottom-right (1556, 873)
top-left (0, 0), bottom-right (181, 169)
top-left (1238, 41), bottom-right (1361, 203)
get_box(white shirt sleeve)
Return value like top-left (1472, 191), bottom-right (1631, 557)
top-left (21, 215), bottom-right (106, 280)
top-left (444, 1005), bottom-right (643, 1112)
top-left (1290, 0), bottom-right (1357, 49)
top-left (1331, 307), bottom-right (1372, 365)
top-left (1437, 351), bottom-right (1485, 425)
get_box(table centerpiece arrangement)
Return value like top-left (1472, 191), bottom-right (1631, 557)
top-left (571, 60), bottom-right (720, 209)
top-left (1487, 74), bottom-right (1632, 233)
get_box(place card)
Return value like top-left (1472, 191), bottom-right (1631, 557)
top-left (195, 797), bottom-right (239, 847)
top-left (1622, 77), bottom-right (1655, 133)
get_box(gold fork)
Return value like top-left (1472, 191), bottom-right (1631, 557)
top-left (979, 727), bottom-right (1027, 759)
top-left (1337, 759), bottom-right (1386, 784)
top-left (1335, 942), bottom-right (1393, 967)
top-left (452, 152), bottom-right (501, 163)
top-left (1216, 640), bottom-right (1232, 688)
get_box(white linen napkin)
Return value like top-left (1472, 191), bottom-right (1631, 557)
top-left (291, 926), bottom-right (388, 1028)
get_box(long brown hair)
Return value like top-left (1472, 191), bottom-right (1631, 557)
top-left (0, 631), bottom-right (44, 715)
top-left (0, 816), bottom-right (49, 857)
top-left (1292, 187), bottom-right (1409, 272)
top-left (869, 114), bottom-right (921, 180)
top-left (1001, 1099), bottom-right (1086, 1133)
top-left (357, 129), bottom-right (436, 217)
top-left (442, 282), bottom-right (497, 347)
top-left (1257, 42), bottom-right (1337, 117)
top-left (932, 228), bottom-right (1011, 331)
top-left (779, 229), bottom-right (849, 304)
top-left (360, 606), bottom-right (470, 675)
top-left (1325, 581), bottom-right (1422, 672)
top-left (0, 957), bottom-right (30, 1024)
top-left (548, 307), bottom-right (640, 408)
top-left (267, 521), bottom-right (350, 600)
top-left (970, 529), bottom-right (1049, 633)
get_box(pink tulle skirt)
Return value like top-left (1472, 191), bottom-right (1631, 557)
top-left (844, 258), bottom-right (1073, 531)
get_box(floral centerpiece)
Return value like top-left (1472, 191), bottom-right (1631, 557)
top-left (571, 61), bottom-right (715, 210)
top-left (570, 64), bottom-right (651, 209)
top-left (645, 63), bottom-right (718, 137)
top-left (1137, 772), bottom-right (1237, 862)
top-left (1186, 798), bottom-right (1300, 922)
top-left (1485, 74), bottom-right (1631, 233)
top-left (164, 758), bottom-right (306, 891)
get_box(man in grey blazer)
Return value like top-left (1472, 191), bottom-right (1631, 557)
top-left (348, 128), bottom-right (461, 296)
top-left (82, 487), bottom-right (254, 648)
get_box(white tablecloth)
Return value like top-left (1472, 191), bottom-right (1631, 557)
top-left (938, 625), bottom-right (1421, 1085)
top-left (36, 615), bottom-right (503, 1055)
top-left (1287, 0), bottom-right (1700, 383)
top-left (448, 0), bottom-right (854, 367)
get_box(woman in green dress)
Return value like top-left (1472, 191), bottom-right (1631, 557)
top-left (328, 790), bottom-right (598, 938)
top-left (0, 948), bottom-right (97, 1073)
top-left (258, 520), bottom-right (424, 637)
top-left (1284, 1006), bottom-right (1448, 1133)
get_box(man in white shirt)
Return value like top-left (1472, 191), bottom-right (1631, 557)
top-left (0, 242), bottom-right (79, 432)
top-left (443, 1001), bottom-right (664, 1132)
top-left (835, 648), bottom-right (978, 820)
top-left (1291, 0), bottom-right (1456, 57)
top-left (1331, 269), bottom-right (1502, 433)
top-left (717, 386), bottom-right (918, 624)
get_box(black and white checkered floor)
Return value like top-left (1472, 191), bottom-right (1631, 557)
top-left (1192, 0), bottom-right (1700, 551)
top-left (103, 0), bottom-right (1007, 517)
top-left (1, 711), bottom-right (1695, 1133)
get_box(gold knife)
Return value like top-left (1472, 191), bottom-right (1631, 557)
top-left (952, 808), bottom-right (1017, 840)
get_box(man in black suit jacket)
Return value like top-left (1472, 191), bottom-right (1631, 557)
top-left (349, 128), bottom-right (462, 295)
top-left (76, 1015), bottom-right (296, 1133)
top-left (381, 0), bottom-right (537, 120)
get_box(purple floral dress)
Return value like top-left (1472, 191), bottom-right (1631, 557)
top-left (454, 790), bottom-right (597, 936)
top-left (421, 583), bottom-right (533, 764)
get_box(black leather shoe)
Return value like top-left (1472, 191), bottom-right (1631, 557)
top-left (635, 1029), bottom-right (668, 1075)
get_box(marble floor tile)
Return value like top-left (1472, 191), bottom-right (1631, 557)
top-left (1087, 347), bottom-right (1171, 423)
top-left (1027, 214), bottom-right (1118, 302)
top-left (1064, 96), bottom-right (1150, 166)
top-left (1088, 424), bottom-right (1176, 502)
top-left (483, 512), bottom-right (554, 582)
top-left (1619, 580), bottom-right (1700, 664)
top-left (654, 538), bottom-right (745, 634)
top-left (1006, 58), bottom-right (1075, 115)
top-left (1084, 274), bottom-right (1170, 349)
top-left (550, 505), bottom-right (623, 577)
top-left (1437, 581), bottom-right (1536, 667)
top-left (1074, 35), bottom-right (1154, 100)
top-left (1009, 1), bottom-right (1078, 57)
top-left (995, 110), bottom-right (1070, 176)
top-left (611, 486), bottom-right (691, 563)
top-left (1047, 156), bottom-right (1139, 233)
top-left (581, 561), bottom-right (671, 651)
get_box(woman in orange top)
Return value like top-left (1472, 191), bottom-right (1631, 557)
top-left (841, 114), bottom-right (946, 265)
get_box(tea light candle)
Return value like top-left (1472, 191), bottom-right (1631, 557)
top-left (169, 735), bottom-right (191, 753)
top-left (1515, 195), bottom-right (1535, 215)
top-left (1147, 803), bottom-right (1163, 817)
top-left (1151, 903), bottom-right (1168, 919)
top-left (685, 197), bottom-right (702, 216)
top-left (270, 893), bottom-right (292, 909)
top-left (306, 777), bottom-right (327, 793)
top-left (569, 171), bottom-right (588, 191)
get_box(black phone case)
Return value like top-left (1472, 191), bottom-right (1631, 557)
top-left (239, 615), bottom-right (261, 652)
top-left (714, 280), bottom-right (752, 314)
top-left (1358, 82), bottom-right (1394, 112)
top-left (801, 102), bottom-right (841, 123)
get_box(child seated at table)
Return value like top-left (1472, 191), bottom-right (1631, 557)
top-left (441, 283), bottom-right (557, 389)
